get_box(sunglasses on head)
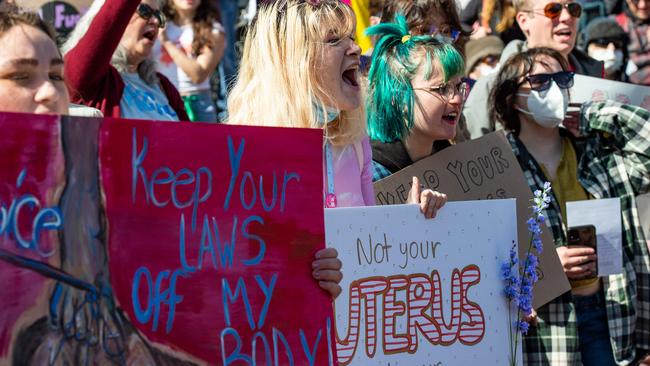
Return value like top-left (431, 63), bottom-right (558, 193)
top-left (136, 3), bottom-right (166, 28)
top-left (526, 2), bottom-right (582, 19)
top-left (520, 71), bottom-right (574, 92)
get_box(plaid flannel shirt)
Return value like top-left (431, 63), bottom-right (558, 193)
top-left (507, 100), bottom-right (650, 365)
top-left (372, 160), bottom-right (392, 182)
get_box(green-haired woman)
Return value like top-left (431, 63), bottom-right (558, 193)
top-left (367, 15), bottom-right (467, 182)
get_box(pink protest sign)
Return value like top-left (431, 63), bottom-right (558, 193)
top-left (0, 114), bottom-right (333, 366)
top-left (0, 113), bottom-right (64, 359)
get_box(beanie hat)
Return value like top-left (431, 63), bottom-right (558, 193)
top-left (579, 17), bottom-right (629, 50)
top-left (464, 35), bottom-right (505, 75)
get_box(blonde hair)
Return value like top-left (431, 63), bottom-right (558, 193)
top-left (227, 0), bottom-right (366, 147)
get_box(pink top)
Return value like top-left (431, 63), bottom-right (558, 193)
top-left (324, 136), bottom-right (375, 208)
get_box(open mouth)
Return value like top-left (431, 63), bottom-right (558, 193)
top-left (143, 28), bottom-right (157, 41)
top-left (442, 111), bottom-right (459, 124)
top-left (554, 29), bottom-right (572, 39)
top-left (342, 67), bottom-right (359, 88)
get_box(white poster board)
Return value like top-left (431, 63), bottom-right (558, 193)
top-left (326, 200), bottom-right (522, 365)
top-left (570, 74), bottom-right (650, 109)
top-left (567, 198), bottom-right (623, 276)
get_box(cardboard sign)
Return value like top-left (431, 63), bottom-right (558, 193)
top-left (326, 200), bottom-right (522, 365)
top-left (372, 131), bottom-right (570, 308)
top-left (0, 113), bottom-right (334, 365)
top-left (570, 74), bottom-right (650, 109)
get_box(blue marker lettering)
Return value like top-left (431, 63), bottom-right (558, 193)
top-left (255, 273), bottom-right (277, 329)
top-left (222, 277), bottom-right (255, 330)
top-left (273, 328), bottom-right (294, 366)
top-left (242, 215), bottom-right (265, 266)
top-left (213, 216), bottom-right (237, 269)
top-left (224, 136), bottom-right (245, 211)
top-left (280, 171), bottom-right (300, 212)
top-left (132, 266), bottom-right (153, 324)
top-left (252, 331), bottom-right (272, 366)
top-left (178, 214), bottom-right (197, 273)
top-left (259, 172), bottom-right (278, 212)
top-left (220, 328), bottom-right (252, 365)
top-left (299, 328), bottom-right (322, 366)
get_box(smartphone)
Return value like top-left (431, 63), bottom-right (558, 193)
top-left (567, 225), bottom-right (598, 277)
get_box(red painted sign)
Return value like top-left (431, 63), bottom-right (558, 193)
top-left (0, 114), bottom-right (334, 365)
top-left (101, 120), bottom-right (333, 365)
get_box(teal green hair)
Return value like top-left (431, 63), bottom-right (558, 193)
top-left (365, 14), bottom-right (465, 143)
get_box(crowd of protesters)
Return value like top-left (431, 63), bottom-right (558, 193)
top-left (1, 0), bottom-right (649, 365)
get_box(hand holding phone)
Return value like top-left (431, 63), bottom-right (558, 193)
top-left (566, 225), bottom-right (598, 278)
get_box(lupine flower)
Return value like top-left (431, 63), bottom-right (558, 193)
top-left (516, 320), bottom-right (530, 334)
top-left (502, 182), bottom-right (552, 365)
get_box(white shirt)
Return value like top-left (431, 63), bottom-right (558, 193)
top-left (154, 21), bottom-right (224, 94)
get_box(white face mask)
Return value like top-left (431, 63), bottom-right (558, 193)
top-left (516, 81), bottom-right (569, 128)
top-left (475, 63), bottom-right (498, 78)
top-left (589, 48), bottom-right (624, 73)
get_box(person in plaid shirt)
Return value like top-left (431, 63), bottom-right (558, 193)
top-left (489, 47), bottom-right (650, 365)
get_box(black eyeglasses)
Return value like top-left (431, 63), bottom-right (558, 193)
top-left (524, 2), bottom-right (582, 19)
top-left (414, 80), bottom-right (469, 102)
top-left (519, 71), bottom-right (575, 92)
top-left (136, 3), bottom-right (166, 28)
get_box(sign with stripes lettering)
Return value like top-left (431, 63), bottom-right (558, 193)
top-left (326, 200), bottom-right (522, 365)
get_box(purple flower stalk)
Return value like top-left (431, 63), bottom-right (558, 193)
top-left (502, 182), bottom-right (552, 365)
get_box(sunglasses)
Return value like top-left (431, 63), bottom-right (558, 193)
top-left (525, 2), bottom-right (582, 19)
top-left (136, 3), bottom-right (166, 28)
top-left (519, 71), bottom-right (575, 92)
top-left (591, 38), bottom-right (626, 49)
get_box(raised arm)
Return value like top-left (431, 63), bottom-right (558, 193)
top-left (580, 100), bottom-right (650, 196)
top-left (158, 26), bottom-right (226, 85)
top-left (64, 0), bottom-right (140, 98)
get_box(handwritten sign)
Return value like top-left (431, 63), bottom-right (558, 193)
top-left (372, 131), bottom-right (570, 308)
top-left (0, 113), bottom-right (334, 365)
top-left (326, 200), bottom-right (522, 365)
top-left (570, 74), bottom-right (650, 109)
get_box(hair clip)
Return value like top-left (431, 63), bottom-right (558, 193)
top-left (401, 34), bottom-right (411, 44)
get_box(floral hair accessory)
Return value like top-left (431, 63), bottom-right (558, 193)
top-left (401, 34), bottom-right (411, 44)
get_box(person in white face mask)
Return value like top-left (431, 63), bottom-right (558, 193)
top-left (489, 46), bottom-right (650, 366)
top-left (579, 17), bottom-right (630, 82)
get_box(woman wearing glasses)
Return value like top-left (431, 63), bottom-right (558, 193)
top-left (367, 14), bottom-right (467, 194)
top-left (155, 0), bottom-right (225, 122)
top-left (62, 0), bottom-right (188, 121)
top-left (489, 47), bottom-right (650, 365)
